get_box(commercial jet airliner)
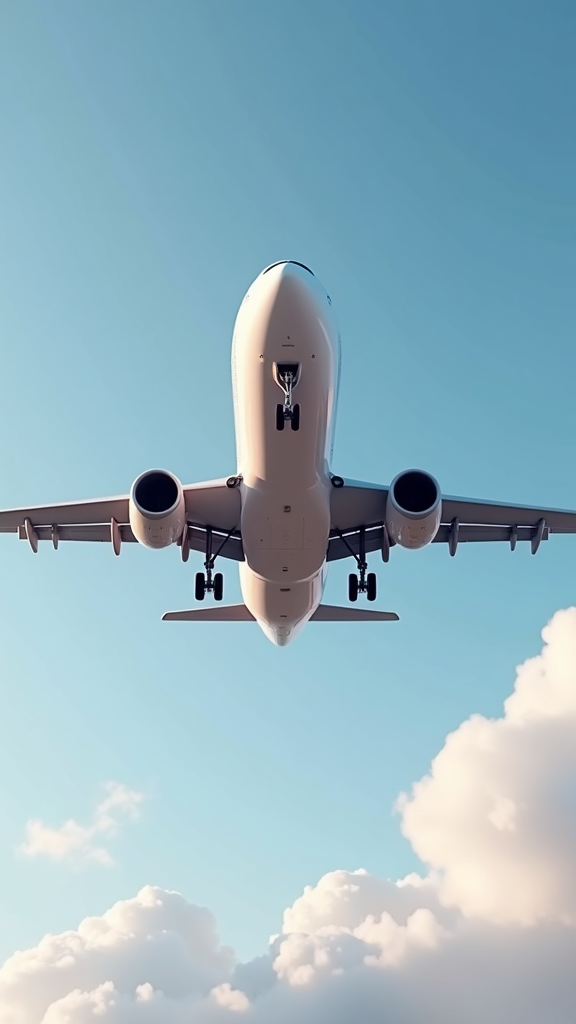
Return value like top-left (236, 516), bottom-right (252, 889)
top-left (1, 261), bottom-right (575, 645)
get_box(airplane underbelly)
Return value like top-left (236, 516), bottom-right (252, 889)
top-left (239, 481), bottom-right (330, 583)
top-left (238, 344), bottom-right (333, 488)
top-left (233, 263), bottom-right (338, 487)
top-left (231, 261), bottom-right (339, 639)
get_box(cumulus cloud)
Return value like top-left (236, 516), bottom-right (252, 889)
top-left (0, 886), bottom-right (236, 1024)
top-left (19, 782), bottom-right (144, 866)
top-left (2, 609), bottom-right (575, 1023)
top-left (397, 606), bottom-right (576, 926)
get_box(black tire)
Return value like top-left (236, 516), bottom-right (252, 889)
top-left (276, 405), bottom-right (285, 431)
top-left (213, 572), bottom-right (224, 602)
top-left (367, 572), bottom-right (377, 602)
top-left (348, 573), bottom-right (358, 602)
top-left (291, 404), bottom-right (300, 431)
top-left (195, 572), bottom-right (206, 602)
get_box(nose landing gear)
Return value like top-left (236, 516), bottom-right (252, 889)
top-left (274, 363), bottom-right (301, 431)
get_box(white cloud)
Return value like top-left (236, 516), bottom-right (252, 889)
top-left (2, 609), bottom-right (575, 1023)
top-left (211, 983), bottom-right (250, 1012)
top-left (19, 782), bottom-right (144, 867)
top-left (397, 607), bottom-right (576, 926)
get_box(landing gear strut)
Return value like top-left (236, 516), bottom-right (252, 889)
top-left (339, 526), bottom-right (377, 603)
top-left (275, 363), bottom-right (300, 431)
top-left (195, 526), bottom-right (224, 602)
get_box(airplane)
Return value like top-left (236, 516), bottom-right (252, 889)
top-left (1, 260), bottom-right (575, 646)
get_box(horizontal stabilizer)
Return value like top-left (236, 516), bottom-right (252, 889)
top-left (162, 605), bottom-right (255, 622)
top-left (162, 604), bottom-right (398, 623)
top-left (310, 605), bottom-right (399, 621)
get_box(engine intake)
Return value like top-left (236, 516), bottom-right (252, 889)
top-left (129, 469), bottom-right (185, 549)
top-left (386, 469), bottom-right (441, 550)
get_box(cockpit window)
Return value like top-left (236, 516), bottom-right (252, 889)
top-left (263, 261), bottom-right (314, 276)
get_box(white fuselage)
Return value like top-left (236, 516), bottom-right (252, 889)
top-left (231, 262), bottom-right (341, 645)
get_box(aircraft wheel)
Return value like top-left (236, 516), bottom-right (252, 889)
top-left (367, 572), bottom-right (377, 602)
top-left (291, 404), bottom-right (300, 431)
top-left (348, 573), bottom-right (358, 602)
top-left (276, 405), bottom-right (285, 431)
top-left (213, 572), bottom-right (224, 602)
top-left (195, 572), bottom-right (206, 602)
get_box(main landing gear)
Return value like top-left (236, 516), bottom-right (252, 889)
top-left (348, 569), bottom-right (377, 603)
top-left (195, 526), bottom-right (224, 602)
top-left (337, 525), bottom-right (377, 603)
top-left (274, 363), bottom-right (300, 431)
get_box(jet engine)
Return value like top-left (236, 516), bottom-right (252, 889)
top-left (129, 469), bottom-right (186, 549)
top-left (385, 470), bottom-right (442, 550)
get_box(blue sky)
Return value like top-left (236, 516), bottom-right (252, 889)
top-left (0, 0), bottom-right (574, 968)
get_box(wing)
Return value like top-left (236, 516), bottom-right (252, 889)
top-left (327, 478), bottom-right (576, 561)
top-left (0, 478), bottom-right (244, 560)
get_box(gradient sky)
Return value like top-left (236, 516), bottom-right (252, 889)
top-left (0, 0), bottom-right (574, 968)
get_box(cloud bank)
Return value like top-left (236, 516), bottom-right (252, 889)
top-left (19, 781), bottom-right (144, 867)
top-left (2, 608), bottom-right (575, 1023)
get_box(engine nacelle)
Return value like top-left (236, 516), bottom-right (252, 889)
top-left (129, 469), bottom-right (185, 549)
top-left (385, 469), bottom-right (442, 550)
